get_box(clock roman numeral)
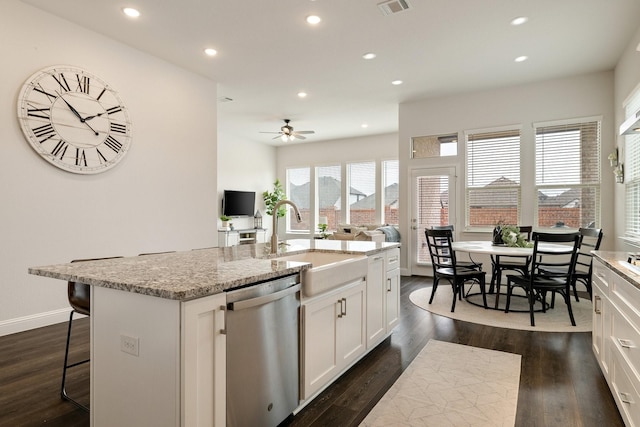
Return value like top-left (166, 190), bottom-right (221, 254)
top-left (96, 88), bottom-right (106, 101)
top-left (33, 84), bottom-right (57, 103)
top-left (110, 122), bottom-right (127, 134)
top-left (106, 106), bottom-right (122, 115)
top-left (26, 103), bottom-right (51, 119)
top-left (76, 74), bottom-right (90, 94)
top-left (52, 73), bottom-right (71, 93)
top-left (75, 148), bottom-right (87, 167)
top-left (51, 140), bottom-right (69, 160)
top-left (104, 136), bottom-right (123, 153)
top-left (96, 148), bottom-right (107, 164)
top-left (32, 123), bottom-right (56, 143)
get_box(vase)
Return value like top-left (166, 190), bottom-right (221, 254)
top-left (492, 226), bottom-right (503, 245)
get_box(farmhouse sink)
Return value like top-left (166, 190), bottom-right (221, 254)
top-left (275, 252), bottom-right (368, 297)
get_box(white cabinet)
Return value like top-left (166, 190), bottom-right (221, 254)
top-left (366, 248), bottom-right (401, 349)
top-left (91, 287), bottom-right (226, 427)
top-left (301, 279), bottom-right (366, 399)
top-left (366, 254), bottom-right (386, 347)
top-left (218, 228), bottom-right (267, 247)
top-left (181, 293), bottom-right (226, 427)
top-left (592, 259), bottom-right (640, 426)
top-left (385, 249), bottom-right (400, 332)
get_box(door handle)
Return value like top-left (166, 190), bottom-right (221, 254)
top-left (618, 338), bottom-right (635, 349)
top-left (387, 278), bottom-right (392, 292)
top-left (619, 392), bottom-right (635, 404)
top-left (342, 297), bottom-right (347, 316)
top-left (594, 295), bottom-right (601, 314)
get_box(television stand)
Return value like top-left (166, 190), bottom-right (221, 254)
top-left (218, 228), bottom-right (267, 247)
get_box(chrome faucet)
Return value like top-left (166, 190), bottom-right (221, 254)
top-left (271, 200), bottom-right (302, 254)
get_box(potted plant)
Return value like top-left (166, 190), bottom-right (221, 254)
top-left (220, 215), bottom-right (232, 229)
top-left (262, 179), bottom-right (287, 218)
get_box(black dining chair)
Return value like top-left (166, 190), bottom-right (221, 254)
top-left (571, 227), bottom-right (603, 301)
top-left (505, 232), bottom-right (580, 327)
top-left (62, 256), bottom-right (122, 411)
top-left (490, 225), bottom-right (532, 304)
top-left (425, 228), bottom-right (488, 312)
top-left (431, 225), bottom-right (482, 271)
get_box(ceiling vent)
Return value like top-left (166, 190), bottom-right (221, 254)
top-left (378, 0), bottom-right (410, 15)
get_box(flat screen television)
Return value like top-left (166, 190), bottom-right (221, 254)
top-left (222, 190), bottom-right (256, 217)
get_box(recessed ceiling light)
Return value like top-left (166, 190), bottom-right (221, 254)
top-left (362, 52), bottom-right (377, 60)
top-left (306, 15), bottom-right (321, 25)
top-left (510, 16), bottom-right (528, 26)
top-left (636, 42), bottom-right (640, 52)
top-left (298, 92), bottom-right (307, 98)
top-left (361, 123), bottom-right (369, 128)
top-left (122, 7), bottom-right (141, 18)
top-left (514, 55), bottom-right (528, 62)
top-left (391, 80), bottom-right (403, 85)
top-left (204, 48), bottom-right (217, 57)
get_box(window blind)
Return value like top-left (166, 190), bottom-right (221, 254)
top-left (534, 120), bottom-right (600, 228)
top-left (625, 93), bottom-right (640, 236)
top-left (465, 129), bottom-right (521, 228)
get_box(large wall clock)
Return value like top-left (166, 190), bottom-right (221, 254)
top-left (17, 65), bottom-right (132, 174)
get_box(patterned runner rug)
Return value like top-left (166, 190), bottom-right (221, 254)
top-left (361, 340), bottom-right (521, 426)
top-left (409, 285), bottom-right (592, 332)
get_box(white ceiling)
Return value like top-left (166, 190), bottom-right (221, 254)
top-left (21, 0), bottom-right (640, 145)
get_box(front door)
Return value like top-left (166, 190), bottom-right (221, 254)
top-left (410, 167), bottom-right (456, 276)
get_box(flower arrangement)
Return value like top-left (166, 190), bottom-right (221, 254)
top-left (500, 225), bottom-right (533, 248)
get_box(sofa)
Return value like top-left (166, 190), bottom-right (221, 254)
top-left (327, 224), bottom-right (400, 243)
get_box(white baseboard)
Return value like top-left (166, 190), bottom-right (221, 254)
top-left (0, 307), bottom-right (74, 337)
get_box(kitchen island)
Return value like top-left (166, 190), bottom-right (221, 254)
top-left (28, 239), bottom-right (400, 427)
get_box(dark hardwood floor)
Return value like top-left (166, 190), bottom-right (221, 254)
top-left (0, 276), bottom-right (623, 427)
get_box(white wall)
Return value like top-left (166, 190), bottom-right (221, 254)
top-left (216, 136), bottom-right (276, 231)
top-left (399, 71), bottom-right (616, 274)
top-left (614, 26), bottom-right (640, 251)
top-left (0, 2), bottom-right (218, 334)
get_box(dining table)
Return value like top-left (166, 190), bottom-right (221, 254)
top-left (451, 240), bottom-right (574, 310)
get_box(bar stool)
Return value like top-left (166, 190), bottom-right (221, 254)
top-left (61, 256), bottom-right (122, 411)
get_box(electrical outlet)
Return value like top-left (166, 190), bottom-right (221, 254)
top-left (120, 335), bottom-right (139, 356)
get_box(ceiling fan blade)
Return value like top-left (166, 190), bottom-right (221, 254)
top-left (292, 134), bottom-right (306, 140)
top-left (272, 135), bottom-right (283, 140)
top-left (295, 131), bottom-right (315, 134)
top-left (260, 131), bottom-right (281, 134)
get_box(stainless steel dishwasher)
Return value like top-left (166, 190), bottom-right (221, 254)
top-left (225, 274), bottom-right (301, 427)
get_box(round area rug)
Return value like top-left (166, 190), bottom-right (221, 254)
top-left (410, 285), bottom-right (592, 332)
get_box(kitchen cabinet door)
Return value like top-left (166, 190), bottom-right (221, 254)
top-left (301, 279), bottom-right (366, 400)
top-left (366, 254), bottom-right (386, 349)
top-left (385, 267), bottom-right (400, 332)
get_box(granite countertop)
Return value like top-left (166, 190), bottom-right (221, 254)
top-left (28, 239), bottom-right (400, 301)
top-left (592, 250), bottom-right (640, 290)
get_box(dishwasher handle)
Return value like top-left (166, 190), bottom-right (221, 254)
top-left (228, 283), bottom-right (301, 311)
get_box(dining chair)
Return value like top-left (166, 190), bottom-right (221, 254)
top-left (62, 256), bottom-right (122, 411)
top-left (425, 228), bottom-right (488, 312)
top-left (490, 225), bottom-right (532, 298)
top-left (571, 228), bottom-right (603, 301)
top-left (431, 225), bottom-right (482, 271)
top-left (504, 232), bottom-right (580, 327)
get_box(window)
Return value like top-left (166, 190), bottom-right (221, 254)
top-left (625, 92), bottom-right (640, 238)
top-left (383, 160), bottom-right (399, 225)
top-left (287, 167), bottom-right (310, 232)
top-left (535, 119), bottom-right (600, 229)
top-left (317, 165), bottom-right (342, 231)
top-left (348, 162), bottom-right (376, 225)
top-left (411, 133), bottom-right (457, 158)
top-left (465, 128), bottom-right (521, 228)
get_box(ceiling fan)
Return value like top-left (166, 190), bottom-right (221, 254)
top-left (260, 119), bottom-right (315, 141)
